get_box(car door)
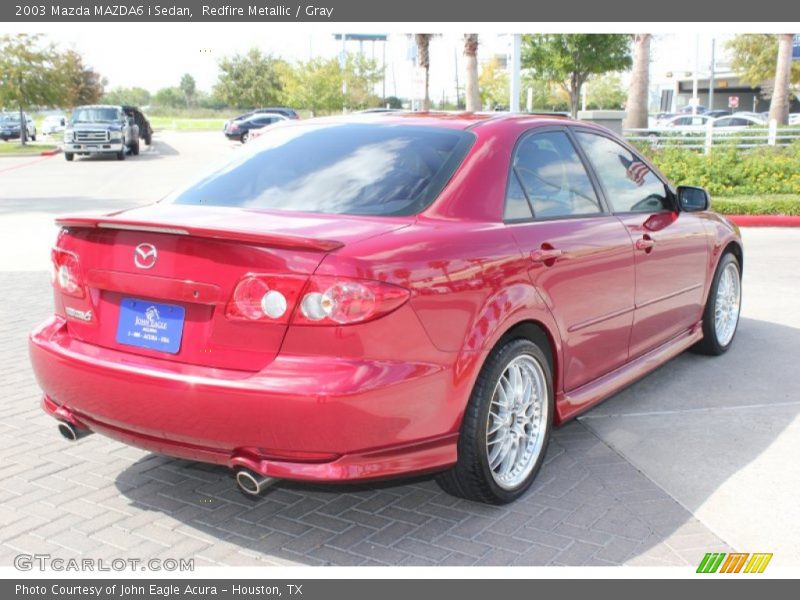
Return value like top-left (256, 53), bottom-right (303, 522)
top-left (505, 128), bottom-right (636, 392)
top-left (574, 130), bottom-right (710, 359)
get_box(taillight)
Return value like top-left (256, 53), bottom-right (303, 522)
top-left (226, 274), bottom-right (410, 326)
top-left (51, 248), bottom-right (84, 298)
top-left (294, 276), bottom-right (409, 326)
top-left (229, 123), bottom-right (240, 132)
top-left (226, 275), bottom-right (305, 323)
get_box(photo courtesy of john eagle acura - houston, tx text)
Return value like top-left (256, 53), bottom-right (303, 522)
top-left (28, 112), bottom-right (743, 504)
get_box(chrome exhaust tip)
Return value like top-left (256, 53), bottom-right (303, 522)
top-left (235, 469), bottom-right (276, 496)
top-left (57, 421), bottom-right (91, 441)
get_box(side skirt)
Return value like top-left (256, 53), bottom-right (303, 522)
top-left (554, 322), bottom-right (704, 425)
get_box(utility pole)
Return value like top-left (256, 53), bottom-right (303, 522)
top-left (454, 46), bottom-right (461, 109)
top-left (691, 34), bottom-right (700, 115)
top-left (340, 34), bottom-right (347, 113)
top-left (382, 39), bottom-right (386, 102)
top-left (708, 38), bottom-right (716, 112)
top-left (509, 34), bottom-right (521, 112)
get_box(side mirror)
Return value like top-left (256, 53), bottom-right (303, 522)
top-left (677, 186), bottom-right (710, 212)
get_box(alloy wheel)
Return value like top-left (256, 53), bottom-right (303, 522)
top-left (486, 355), bottom-right (549, 490)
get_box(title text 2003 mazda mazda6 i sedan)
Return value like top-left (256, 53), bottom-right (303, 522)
top-left (29, 113), bottom-right (743, 504)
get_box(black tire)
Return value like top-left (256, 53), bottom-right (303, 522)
top-left (116, 149), bottom-right (125, 161)
top-left (64, 152), bottom-right (74, 162)
top-left (436, 338), bottom-right (554, 504)
top-left (693, 252), bottom-right (741, 355)
top-left (30, 133), bottom-right (36, 141)
top-left (132, 140), bottom-right (140, 156)
top-left (144, 132), bottom-right (152, 146)
top-left (241, 131), bottom-right (249, 144)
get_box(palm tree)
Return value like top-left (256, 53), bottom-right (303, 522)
top-left (415, 34), bottom-right (433, 110)
top-left (623, 34), bottom-right (651, 130)
top-left (768, 34), bottom-right (794, 125)
top-left (464, 34), bottom-right (480, 111)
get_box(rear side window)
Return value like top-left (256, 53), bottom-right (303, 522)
top-left (506, 130), bottom-right (602, 220)
top-left (575, 132), bottom-right (671, 213)
top-left (170, 123), bottom-right (474, 216)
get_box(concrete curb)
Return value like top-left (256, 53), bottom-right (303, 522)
top-left (0, 147), bottom-right (60, 158)
top-left (727, 215), bottom-right (800, 227)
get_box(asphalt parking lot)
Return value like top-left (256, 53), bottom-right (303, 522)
top-left (0, 132), bottom-right (797, 567)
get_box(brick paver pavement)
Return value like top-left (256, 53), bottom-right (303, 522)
top-left (0, 271), bottom-right (731, 567)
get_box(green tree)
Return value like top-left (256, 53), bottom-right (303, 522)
top-left (153, 87), bottom-right (186, 108)
top-left (102, 86), bottom-right (151, 107)
top-left (479, 57), bottom-right (509, 110)
top-left (214, 48), bottom-right (287, 109)
top-left (342, 53), bottom-right (383, 110)
top-left (586, 73), bottom-right (627, 110)
top-left (55, 49), bottom-right (105, 108)
top-left (624, 34), bottom-right (651, 129)
top-left (463, 34), bottom-right (480, 111)
top-left (282, 57), bottom-right (342, 114)
top-left (384, 96), bottom-right (403, 109)
top-left (195, 90), bottom-right (228, 110)
top-left (283, 53), bottom-right (382, 115)
top-left (0, 34), bottom-right (61, 144)
top-left (415, 34), bottom-right (434, 110)
top-left (769, 34), bottom-right (796, 125)
top-left (179, 73), bottom-right (196, 106)
top-left (521, 34), bottom-right (632, 117)
top-left (728, 34), bottom-right (800, 91)
top-left (519, 74), bottom-right (563, 111)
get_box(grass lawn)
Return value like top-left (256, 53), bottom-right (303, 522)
top-left (0, 142), bottom-right (58, 156)
top-left (712, 194), bottom-right (800, 216)
top-left (149, 116), bottom-right (226, 132)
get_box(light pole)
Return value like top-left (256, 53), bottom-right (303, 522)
top-left (708, 38), bottom-right (716, 112)
top-left (691, 34), bottom-right (700, 115)
top-left (510, 34), bottom-right (521, 112)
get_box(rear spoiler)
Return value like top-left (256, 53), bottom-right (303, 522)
top-left (55, 216), bottom-right (344, 252)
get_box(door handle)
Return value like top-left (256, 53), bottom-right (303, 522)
top-left (635, 235), bottom-right (655, 252)
top-left (530, 247), bottom-right (564, 264)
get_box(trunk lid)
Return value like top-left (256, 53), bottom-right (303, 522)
top-left (54, 205), bottom-right (409, 371)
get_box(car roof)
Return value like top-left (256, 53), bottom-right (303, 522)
top-left (74, 105), bottom-right (123, 110)
top-left (244, 112), bottom-right (286, 120)
top-left (667, 114), bottom-right (709, 121)
top-left (300, 111), bottom-right (573, 131)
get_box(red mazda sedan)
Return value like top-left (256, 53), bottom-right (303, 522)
top-left (29, 113), bottom-right (743, 504)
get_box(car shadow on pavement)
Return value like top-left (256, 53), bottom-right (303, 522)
top-left (110, 317), bottom-right (800, 567)
top-left (130, 139), bottom-right (179, 160)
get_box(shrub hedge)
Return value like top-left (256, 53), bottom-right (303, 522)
top-left (636, 141), bottom-right (800, 197)
top-left (711, 195), bottom-right (800, 216)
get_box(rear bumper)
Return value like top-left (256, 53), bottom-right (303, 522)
top-left (30, 316), bottom-right (458, 482)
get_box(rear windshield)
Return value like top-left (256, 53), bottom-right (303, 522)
top-left (168, 123), bottom-right (475, 216)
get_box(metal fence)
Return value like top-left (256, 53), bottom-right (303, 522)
top-left (624, 121), bottom-right (800, 154)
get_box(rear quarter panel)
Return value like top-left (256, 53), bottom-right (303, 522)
top-left (315, 221), bottom-right (564, 429)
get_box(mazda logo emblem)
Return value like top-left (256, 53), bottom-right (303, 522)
top-left (134, 243), bottom-right (157, 269)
